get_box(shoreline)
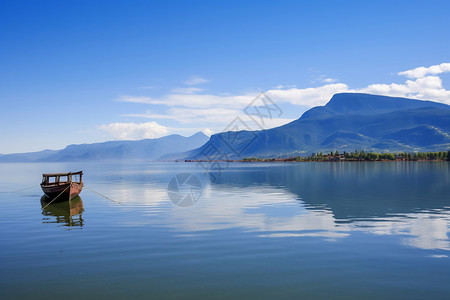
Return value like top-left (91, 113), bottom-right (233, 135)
top-left (183, 159), bottom-right (450, 162)
top-left (183, 150), bottom-right (450, 163)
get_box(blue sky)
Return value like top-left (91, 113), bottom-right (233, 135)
top-left (1, 0), bottom-right (449, 153)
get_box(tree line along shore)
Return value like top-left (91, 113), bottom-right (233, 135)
top-left (240, 150), bottom-right (450, 162)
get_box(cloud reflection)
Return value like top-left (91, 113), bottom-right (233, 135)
top-left (112, 182), bottom-right (450, 251)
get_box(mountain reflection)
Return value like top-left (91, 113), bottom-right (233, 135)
top-left (100, 162), bottom-right (450, 251)
top-left (41, 196), bottom-right (84, 228)
top-left (211, 162), bottom-right (450, 220)
top-left (162, 185), bottom-right (450, 251)
top-left (206, 163), bottom-right (450, 250)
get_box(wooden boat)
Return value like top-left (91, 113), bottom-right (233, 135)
top-left (41, 171), bottom-right (83, 201)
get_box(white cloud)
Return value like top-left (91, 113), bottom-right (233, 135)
top-left (275, 84), bottom-right (296, 89)
top-left (113, 108), bottom-right (247, 138)
top-left (119, 84), bottom-right (350, 112)
top-left (117, 96), bottom-right (154, 104)
top-left (114, 63), bottom-right (450, 139)
top-left (171, 87), bottom-right (204, 94)
top-left (124, 107), bottom-right (293, 130)
top-left (125, 107), bottom-right (241, 124)
top-left (118, 93), bottom-right (255, 108)
top-left (398, 63), bottom-right (450, 79)
top-left (312, 74), bottom-right (339, 84)
top-left (183, 76), bottom-right (210, 85)
top-left (123, 63), bottom-right (450, 111)
top-left (99, 121), bottom-right (169, 140)
top-left (360, 75), bottom-right (450, 103)
top-left (267, 83), bottom-right (350, 107)
top-left (266, 64), bottom-right (450, 106)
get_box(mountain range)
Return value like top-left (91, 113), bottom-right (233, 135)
top-left (182, 93), bottom-right (450, 159)
top-left (0, 132), bottom-right (208, 162)
top-left (2, 93), bottom-right (449, 162)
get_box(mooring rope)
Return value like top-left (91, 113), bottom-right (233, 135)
top-left (41, 185), bottom-right (70, 210)
top-left (0, 184), bottom-right (40, 193)
top-left (2, 181), bottom-right (122, 206)
top-left (84, 185), bottom-right (123, 205)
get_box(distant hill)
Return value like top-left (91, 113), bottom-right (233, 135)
top-left (0, 149), bottom-right (59, 163)
top-left (0, 132), bottom-right (209, 162)
top-left (182, 93), bottom-right (450, 159)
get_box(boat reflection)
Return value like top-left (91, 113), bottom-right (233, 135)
top-left (41, 195), bottom-right (84, 228)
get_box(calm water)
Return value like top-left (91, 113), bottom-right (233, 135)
top-left (1, 162), bottom-right (449, 299)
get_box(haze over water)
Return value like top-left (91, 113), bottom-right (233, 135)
top-left (1, 161), bottom-right (449, 299)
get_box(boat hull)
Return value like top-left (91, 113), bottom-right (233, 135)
top-left (41, 182), bottom-right (83, 202)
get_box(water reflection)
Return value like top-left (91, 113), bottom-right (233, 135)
top-left (108, 162), bottom-right (450, 251)
top-left (41, 196), bottom-right (84, 228)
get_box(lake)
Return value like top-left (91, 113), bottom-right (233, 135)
top-left (1, 161), bottom-right (449, 299)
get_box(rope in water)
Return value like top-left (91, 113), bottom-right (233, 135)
top-left (41, 185), bottom-right (70, 210)
top-left (0, 184), bottom-right (40, 193)
top-left (84, 185), bottom-right (123, 205)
